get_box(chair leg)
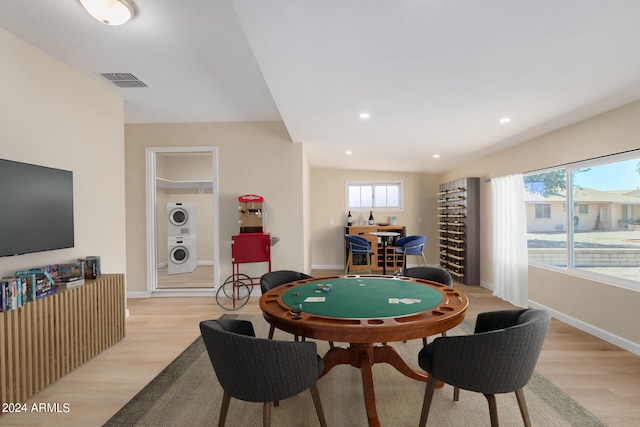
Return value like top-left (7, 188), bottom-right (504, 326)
top-left (218, 392), bottom-right (231, 427)
top-left (268, 325), bottom-right (275, 340)
top-left (453, 386), bottom-right (460, 401)
top-left (422, 337), bottom-right (427, 346)
top-left (262, 402), bottom-right (271, 427)
top-left (419, 375), bottom-right (437, 427)
top-left (345, 253), bottom-right (350, 274)
top-left (310, 383), bottom-right (328, 427)
top-left (483, 393), bottom-right (499, 427)
top-left (515, 388), bottom-right (532, 427)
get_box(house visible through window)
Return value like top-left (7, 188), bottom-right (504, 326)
top-left (347, 182), bottom-right (402, 210)
top-left (523, 151), bottom-right (640, 290)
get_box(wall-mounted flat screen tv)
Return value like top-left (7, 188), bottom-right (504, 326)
top-left (0, 159), bottom-right (74, 257)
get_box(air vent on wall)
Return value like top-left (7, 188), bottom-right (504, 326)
top-left (100, 73), bottom-right (148, 88)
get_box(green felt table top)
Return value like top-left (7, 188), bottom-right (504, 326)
top-left (281, 277), bottom-right (443, 319)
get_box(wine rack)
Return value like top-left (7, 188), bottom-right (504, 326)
top-left (438, 178), bottom-right (480, 285)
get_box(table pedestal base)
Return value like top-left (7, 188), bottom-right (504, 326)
top-left (319, 343), bottom-right (432, 427)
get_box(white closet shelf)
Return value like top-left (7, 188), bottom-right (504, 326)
top-left (156, 177), bottom-right (213, 193)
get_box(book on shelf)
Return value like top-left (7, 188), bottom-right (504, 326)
top-left (55, 277), bottom-right (85, 290)
top-left (53, 262), bottom-right (86, 290)
top-left (78, 256), bottom-right (101, 279)
top-left (15, 268), bottom-right (56, 299)
top-left (0, 277), bottom-right (25, 311)
top-left (12, 272), bottom-right (37, 302)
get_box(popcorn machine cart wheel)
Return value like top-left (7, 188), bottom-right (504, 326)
top-left (216, 233), bottom-right (272, 310)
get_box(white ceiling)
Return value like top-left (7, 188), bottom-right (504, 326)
top-left (2, 0), bottom-right (640, 173)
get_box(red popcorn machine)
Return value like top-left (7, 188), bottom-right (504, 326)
top-left (238, 194), bottom-right (264, 233)
top-left (216, 194), bottom-right (273, 310)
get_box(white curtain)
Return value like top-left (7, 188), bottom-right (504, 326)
top-left (491, 174), bottom-right (529, 307)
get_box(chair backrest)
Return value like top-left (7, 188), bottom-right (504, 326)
top-left (428, 309), bottom-right (551, 394)
top-left (396, 235), bottom-right (426, 252)
top-left (345, 234), bottom-right (371, 251)
top-left (260, 270), bottom-right (312, 294)
top-left (199, 319), bottom-right (321, 403)
top-left (403, 267), bottom-right (452, 286)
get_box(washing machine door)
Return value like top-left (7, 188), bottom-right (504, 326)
top-left (170, 245), bottom-right (189, 264)
top-left (169, 207), bottom-right (189, 227)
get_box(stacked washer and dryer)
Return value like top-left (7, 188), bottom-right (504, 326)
top-left (167, 202), bottom-right (198, 275)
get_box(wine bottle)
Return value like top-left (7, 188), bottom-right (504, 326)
top-left (347, 211), bottom-right (353, 226)
top-left (368, 210), bottom-right (374, 225)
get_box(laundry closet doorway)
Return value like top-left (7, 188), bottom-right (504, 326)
top-left (145, 147), bottom-right (219, 296)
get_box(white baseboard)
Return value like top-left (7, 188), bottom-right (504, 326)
top-left (528, 300), bottom-right (640, 356)
top-left (127, 291), bottom-right (151, 299)
top-left (312, 264), bottom-right (343, 270)
top-left (480, 281), bottom-right (639, 355)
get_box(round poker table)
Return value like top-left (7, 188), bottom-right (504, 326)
top-left (260, 275), bottom-right (467, 343)
top-left (260, 275), bottom-right (468, 427)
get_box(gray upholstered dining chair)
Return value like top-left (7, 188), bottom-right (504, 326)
top-left (417, 309), bottom-right (551, 427)
top-left (403, 266), bottom-right (453, 287)
top-left (260, 270), bottom-right (334, 348)
top-left (260, 270), bottom-right (312, 340)
top-left (199, 318), bottom-right (327, 427)
top-left (403, 266), bottom-right (455, 345)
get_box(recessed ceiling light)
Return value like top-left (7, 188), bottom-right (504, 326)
top-left (346, 150), bottom-right (353, 155)
top-left (359, 112), bottom-right (370, 119)
top-left (499, 117), bottom-right (511, 124)
top-left (433, 154), bottom-right (441, 158)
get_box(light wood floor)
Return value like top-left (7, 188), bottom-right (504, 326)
top-left (1, 270), bottom-right (638, 426)
top-left (157, 265), bottom-right (215, 289)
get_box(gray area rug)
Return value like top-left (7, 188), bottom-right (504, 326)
top-left (104, 315), bottom-right (606, 426)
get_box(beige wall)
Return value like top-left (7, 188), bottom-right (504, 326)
top-left (0, 28), bottom-right (126, 279)
top-left (302, 146), bottom-right (312, 273)
top-left (439, 100), bottom-right (640, 346)
top-left (310, 168), bottom-right (439, 269)
top-left (124, 122), bottom-right (306, 293)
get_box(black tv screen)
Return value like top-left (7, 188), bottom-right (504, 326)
top-left (0, 159), bottom-right (75, 257)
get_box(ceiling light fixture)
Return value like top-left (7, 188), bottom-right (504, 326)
top-left (499, 117), bottom-right (511, 123)
top-left (433, 154), bottom-right (441, 158)
top-left (359, 112), bottom-right (370, 119)
top-left (346, 150), bottom-right (353, 155)
top-left (80, 0), bottom-right (135, 26)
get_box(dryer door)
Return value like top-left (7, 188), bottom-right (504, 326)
top-left (169, 207), bottom-right (189, 227)
top-left (170, 245), bottom-right (189, 264)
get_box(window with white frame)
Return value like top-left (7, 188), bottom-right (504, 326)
top-left (534, 204), bottom-right (551, 219)
top-left (346, 182), bottom-right (402, 210)
top-left (523, 151), bottom-right (640, 290)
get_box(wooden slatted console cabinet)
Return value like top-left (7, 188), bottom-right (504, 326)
top-left (1, 274), bottom-right (125, 407)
